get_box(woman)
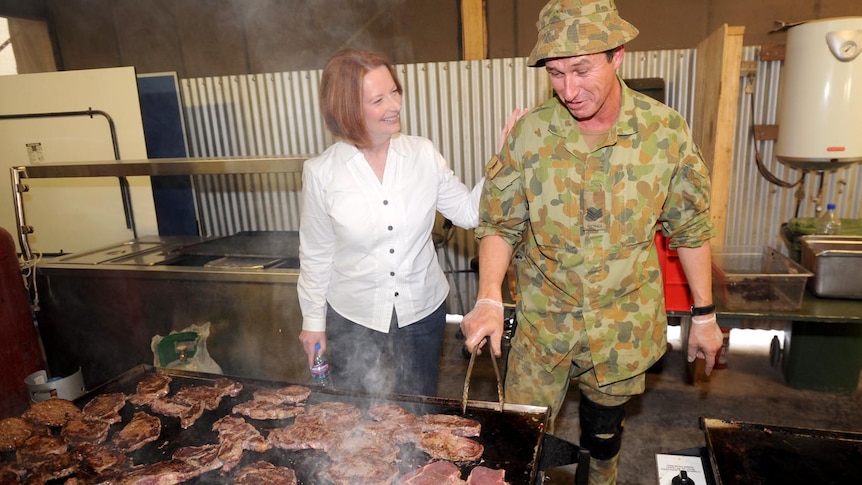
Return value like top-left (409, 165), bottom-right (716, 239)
top-left (297, 48), bottom-right (486, 396)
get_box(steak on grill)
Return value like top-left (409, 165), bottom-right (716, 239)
top-left (117, 459), bottom-right (199, 485)
top-left (416, 431), bottom-right (484, 463)
top-left (148, 397), bottom-right (205, 429)
top-left (367, 403), bottom-right (418, 425)
top-left (172, 442), bottom-right (243, 475)
top-left (214, 377), bottom-right (243, 397)
top-left (397, 460), bottom-right (466, 485)
top-left (321, 453), bottom-right (401, 485)
top-left (0, 417), bottom-right (48, 452)
top-left (15, 434), bottom-right (68, 470)
top-left (74, 442), bottom-right (130, 475)
top-left (81, 392), bottom-right (128, 425)
top-left (232, 400), bottom-right (306, 421)
top-left (266, 418), bottom-right (340, 453)
top-left (111, 411), bottom-right (161, 452)
top-left (212, 415), bottom-right (271, 453)
top-left (173, 385), bottom-right (226, 411)
top-left (129, 373), bottom-right (172, 406)
top-left (304, 401), bottom-right (362, 426)
top-left (60, 418), bottom-right (112, 445)
top-left (418, 414), bottom-right (482, 437)
top-left (251, 384), bottom-right (311, 404)
top-left (233, 460), bottom-right (298, 485)
top-left (21, 398), bottom-right (82, 427)
top-left (330, 430), bottom-right (400, 463)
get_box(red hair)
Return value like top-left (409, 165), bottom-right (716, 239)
top-left (319, 49), bottom-right (403, 148)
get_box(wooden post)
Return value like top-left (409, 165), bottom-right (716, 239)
top-left (693, 25), bottom-right (745, 247)
top-left (460, 0), bottom-right (487, 60)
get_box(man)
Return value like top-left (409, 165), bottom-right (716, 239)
top-left (460, 0), bottom-right (725, 483)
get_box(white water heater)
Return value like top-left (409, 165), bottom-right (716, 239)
top-left (776, 17), bottom-right (862, 171)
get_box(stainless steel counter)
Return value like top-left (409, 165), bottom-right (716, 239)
top-left (35, 232), bottom-right (308, 390)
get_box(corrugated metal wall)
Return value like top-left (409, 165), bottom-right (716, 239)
top-left (179, 47), bottom-right (862, 310)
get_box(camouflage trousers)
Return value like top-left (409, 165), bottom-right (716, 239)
top-left (505, 327), bottom-right (646, 485)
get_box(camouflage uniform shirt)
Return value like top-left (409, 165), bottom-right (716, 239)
top-left (477, 77), bottom-right (714, 385)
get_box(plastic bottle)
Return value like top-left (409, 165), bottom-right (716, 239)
top-left (816, 203), bottom-right (842, 235)
top-left (310, 343), bottom-right (332, 387)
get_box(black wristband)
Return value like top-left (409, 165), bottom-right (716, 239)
top-left (690, 304), bottom-right (716, 316)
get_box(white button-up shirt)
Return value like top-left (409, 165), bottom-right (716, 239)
top-left (298, 133), bottom-right (483, 333)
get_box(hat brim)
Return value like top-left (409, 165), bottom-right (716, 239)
top-left (527, 14), bottom-right (638, 67)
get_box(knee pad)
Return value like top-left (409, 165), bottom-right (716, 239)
top-left (579, 396), bottom-right (625, 461)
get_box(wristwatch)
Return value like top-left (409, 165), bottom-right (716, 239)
top-left (690, 304), bottom-right (716, 316)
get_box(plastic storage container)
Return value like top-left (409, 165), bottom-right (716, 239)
top-left (712, 246), bottom-right (813, 311)
top-left (655, 232), bottom-right (693, 312)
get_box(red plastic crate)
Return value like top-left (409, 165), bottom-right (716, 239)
top-left (655, 232), bottom-right (693, 312)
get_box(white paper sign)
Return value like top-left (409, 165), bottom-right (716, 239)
top-left (656, 453), bottom-right (707, 485)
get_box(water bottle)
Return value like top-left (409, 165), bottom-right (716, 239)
top-left (816, 203), bottom-right (842, 235)
top-left (310, 343), bottom-right (332, 387)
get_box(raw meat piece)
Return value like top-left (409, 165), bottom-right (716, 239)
top-left (416, 431), bottom-right (484, 463)
top-left (466, 466), bottom-right (508, 485)
top-left (60, 418), bottom-right (111, 445)
top-left (111, 411), bottom-right (161, 452)
top-left (0, 417), bottom-right (48, 451)
top-left (233, 460), bottom-right (297, 485)
top-left (21, 398), bottom-right (82, 427)
top-left (418, 414), bottom-right (481, 437)
top-left (81, 392), bottom-right (127, 424)
top-left (397, 460), bottom-right (466, 485)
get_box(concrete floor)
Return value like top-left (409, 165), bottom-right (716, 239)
top-left (436, 323), bottom-right (862, 485)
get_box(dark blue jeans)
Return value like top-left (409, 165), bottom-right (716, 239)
top-left (325, 302), bottom-right (446, 397)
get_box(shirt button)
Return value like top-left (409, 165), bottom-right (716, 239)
top-left (388, 225), bottom-right (393, 231)
top-left (383, 200), bottom-right (389, 205)
top-left (394, 292), bottom-right (399, 297)
top-left (390, 272), bottom-right (395, 276)
top-left (390, 248), bottom-right (395, 254)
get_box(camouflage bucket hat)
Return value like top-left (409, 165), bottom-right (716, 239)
top-left (527, 0), bottom-right (639, 67)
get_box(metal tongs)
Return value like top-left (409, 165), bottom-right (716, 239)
top-left (461, 337), bottom-right (504, 414)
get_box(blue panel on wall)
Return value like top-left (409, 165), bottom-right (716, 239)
top-left (137, 73), bottom-right (198, 236)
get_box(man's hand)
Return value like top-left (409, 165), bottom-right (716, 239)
top-left (496, 108), bottom-right (529, 153)
top-left (460, 299), bottom-right (505, 357)
top-left (299, 330), bottom-right (326, 368)
top-left (686, 314), bottom-right (725, 375)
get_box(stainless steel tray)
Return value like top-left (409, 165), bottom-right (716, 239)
top-left (799, 235), bottom-right (862, 299)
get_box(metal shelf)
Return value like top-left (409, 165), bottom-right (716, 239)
top-left (14, 156), bottom-right (307, 179)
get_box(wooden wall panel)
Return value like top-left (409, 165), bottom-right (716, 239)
top-left (693, 25), bottom-right (745, 246)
